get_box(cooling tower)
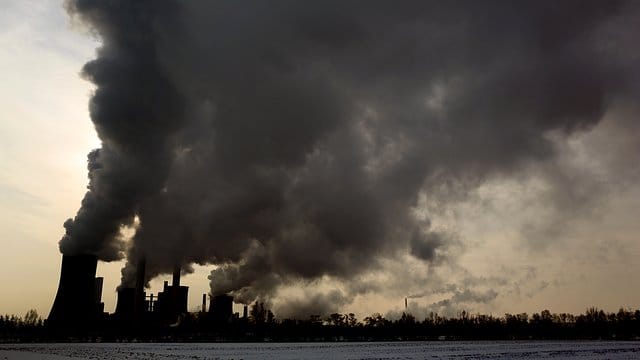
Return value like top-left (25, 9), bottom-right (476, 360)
top-left (115, 287), bottom-right (136, 321)
top-left (48, 254), bottom-right (102, 328)
top-left (210, 294), bottom-right (233, 324)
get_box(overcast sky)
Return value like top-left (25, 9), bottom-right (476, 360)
top-left (1, 0), bottom-right (639, 320)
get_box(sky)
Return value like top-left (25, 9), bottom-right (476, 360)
top-left (0, 0), bottom-right (214, 317)
top-left (0, 0), bottom-right (639, 321)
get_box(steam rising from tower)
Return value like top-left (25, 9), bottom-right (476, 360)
top-left (59, 0), bottom-right (186, 261)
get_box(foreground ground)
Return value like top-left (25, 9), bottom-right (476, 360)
top-left (1, 341), bottom-right (640, 359)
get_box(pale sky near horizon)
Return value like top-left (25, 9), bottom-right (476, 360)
top-left (1, 0), bottom-right (639, 321)
top-left (0, 0), bottom-right (215, 318)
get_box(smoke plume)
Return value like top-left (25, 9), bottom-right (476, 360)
top-left (60, 0), bottom-right (186, 261)
top-left (60, 0), bottom-right (639, 313)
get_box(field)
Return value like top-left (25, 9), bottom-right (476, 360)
top-left (1, 341), bottom-right (639, 359)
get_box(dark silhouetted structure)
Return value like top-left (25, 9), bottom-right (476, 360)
top-left (48, 254), bottom-right (104, 328)
top-left (148, 266), bottom-right (187, 324)
top-left (115, 286), bottom-right (136, 321)
top-left (156, 280), bottom-right (189, 323)
top-left (115, 263), bottom-right (189, 325)
top-left (133, 258), bottom-right (146, 324)
top-left (115, 258), bottom-right (148, 325)
top-left (210, 294), bottom-right (233, 324)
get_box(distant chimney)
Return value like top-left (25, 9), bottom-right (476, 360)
top-left (134, 257), bottom-right (146, 323)
top-left (405, 297), bottom-right (408, 310)
top-left (149, 293), bottom-right (155, 312)
top-left (94, 277), bottom-right (103, 304)
top-left (172, 265), bottom-right (181, 287)
top-left (243, 305), bottom-right (248, 319)
top-left (202, 294), bottom-right (207, 313)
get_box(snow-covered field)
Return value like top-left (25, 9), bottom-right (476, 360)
top-left (1, 341), bottom-right (639, 359)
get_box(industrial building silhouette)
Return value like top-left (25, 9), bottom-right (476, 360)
top-left (48, 255), bottom-right (104, 328)
top-left (48, 254), bottom-right (238, 329)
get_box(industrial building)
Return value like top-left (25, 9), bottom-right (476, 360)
top-left (48, 254), bottom-right (104, 328)
top-left (114, 261), bottom-right (191, 325)
top-left (48, 254), bottom-right (236, 329)
top-left (210, 294), bottom-right (234, 324)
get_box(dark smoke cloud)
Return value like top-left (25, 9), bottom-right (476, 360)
top-left (60, 0), bottom-right (186, 261)
top-left (60, 0), bottom-right (639, 313)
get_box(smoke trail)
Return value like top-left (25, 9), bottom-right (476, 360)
top-left (62, 0), bottom-right (639, 313)
top-left (59, 0), bottom-right (185, 260)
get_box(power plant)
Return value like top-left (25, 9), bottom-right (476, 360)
top-left (48, 255), bottom-right (104, 328)
top-left (48, 254), bottom-right (237, 329)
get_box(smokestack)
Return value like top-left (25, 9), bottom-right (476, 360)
top-left (48, 254), bottom-right (99, 328)
top-left (134, 257), bottom-right (146, 323)
top-left (405, 297), bottom-right (408, 310)
top-left (172, 265), bottom-right (181, 287)
top-left (243, 305), bottom-right (248, 319)
top-left (94, 277), bottom-right (103, 304)
top-left (94, 277), bottom-right (104, 314)
top-left (202, 294), bottom-right (207, 313)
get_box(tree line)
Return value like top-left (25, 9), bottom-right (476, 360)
top-left (1, 306), bottom-right (639, 342)
top-left (0, 310), bottom-right (45, 342)
top-left (228, 305), bottom-right (640, 341)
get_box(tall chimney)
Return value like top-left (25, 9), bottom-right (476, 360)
top-left (202, 294), bottom-right (207, 313)
top-left (243, 305), bottom-right (248, 319)
top-left (405, 297), bottom-right (408, 310)
top-left (134, 257), bottom-right (146, 323)
top-left (94, 277), bottom-right (104, 304)
top-left (172, 265), bottom-right (181, 287)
